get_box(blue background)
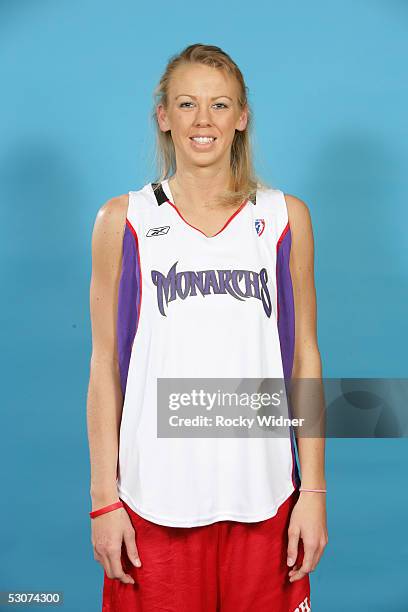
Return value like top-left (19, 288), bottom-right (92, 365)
top-left (1, 1), bottom-right (407, 610)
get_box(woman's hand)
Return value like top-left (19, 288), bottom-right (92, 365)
top-left (91, 508), bottom-right (142, 584)
top-left (286, 492), bottom-right (328, 583)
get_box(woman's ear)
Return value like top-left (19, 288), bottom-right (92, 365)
top-left (157, 104), bottom-right (171, 133)
top-left (235, 104), bottom-right (248, 132)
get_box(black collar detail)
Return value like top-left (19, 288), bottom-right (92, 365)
top-left (151, 182), bottom-right (168, 206)
top-left (151, 182), bottom-right (256, 206)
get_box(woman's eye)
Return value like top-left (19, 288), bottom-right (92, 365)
top-left (179, 102), bottom-right (228, 109)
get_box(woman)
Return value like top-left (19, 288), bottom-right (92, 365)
top-left (87, 43), bottom-right (328, 611)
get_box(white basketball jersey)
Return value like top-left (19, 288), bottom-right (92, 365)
top-left (116, 178), bottom-right (300, 527)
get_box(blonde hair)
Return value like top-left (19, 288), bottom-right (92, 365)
top-left (151, 43), bottom-right (269, 208)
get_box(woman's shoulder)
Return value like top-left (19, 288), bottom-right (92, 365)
top-left (93, 193), bottom-right (129, 230)
top-left (282, 193), bottom-right (313, 234)
top-left (91, 194), bottom-right (129, 260)
top-left (280, 193), bottom-right (314, 256)
top-left (98, 192), bottom-right (129, 217)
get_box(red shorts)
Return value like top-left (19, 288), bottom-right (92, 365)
top-left (101, 489), bottom-right (311, 611)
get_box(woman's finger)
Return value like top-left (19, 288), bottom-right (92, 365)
top-left (123, 527), bottom-right (142, 568)
top-left (110, 551), bottom-right (135, 585)
top-left (289, 540), bottom-right (317, 582)
top-left (286, 524), bottom-right (300, 567)
top-left (103, 545), bottom-right (135, 584)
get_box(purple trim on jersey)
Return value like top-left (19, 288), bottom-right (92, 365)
top-left (289, 426), bottom-right (301, 488)
top-left (117, 221), bottom-right (141, 397)
top-left (276, 223), bottom-right (301, 488)
top-left (276, 225), bottom-right (295, 381)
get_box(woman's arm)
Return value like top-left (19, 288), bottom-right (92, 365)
top-left (87, 194), bottom-right (129, 510)
top-left (284, 193), bottom-right (328, 583)
top-left (87, 193), bottom-right (141, 584)
top-left (286, 193), bottom-right (325, 489)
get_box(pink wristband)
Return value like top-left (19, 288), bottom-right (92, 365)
top-left (89, 501), bottom-right (124, 519)
top-left (299, 488), bottom-right (327, 493)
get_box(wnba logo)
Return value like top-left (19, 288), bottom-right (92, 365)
top-left (255, 218), bottom-right (265, 236)
top-left (151, 261), bottom-right (272, 317)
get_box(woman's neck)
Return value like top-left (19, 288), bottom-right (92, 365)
top-left (168, 171), bottom-right (233, 211)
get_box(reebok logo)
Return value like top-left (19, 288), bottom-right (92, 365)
top-left (146, 226), bottom-right (170, 237)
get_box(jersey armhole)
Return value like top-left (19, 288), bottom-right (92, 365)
top-left (275, 188), bottom-right (295, 382)
top-left (117, 197), bottom-right (142, 397)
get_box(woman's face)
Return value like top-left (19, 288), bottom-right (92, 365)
top-left (157, 63), bottom-right (248, 169)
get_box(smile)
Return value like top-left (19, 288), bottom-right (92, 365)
top-left (189, 136), bottom-right (217, 147)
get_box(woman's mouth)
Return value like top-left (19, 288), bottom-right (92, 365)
top-left (189, 136), bottom-right (217, 149)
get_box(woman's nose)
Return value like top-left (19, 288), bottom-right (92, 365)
top-left (194, 107), bottom-right (212, 125)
